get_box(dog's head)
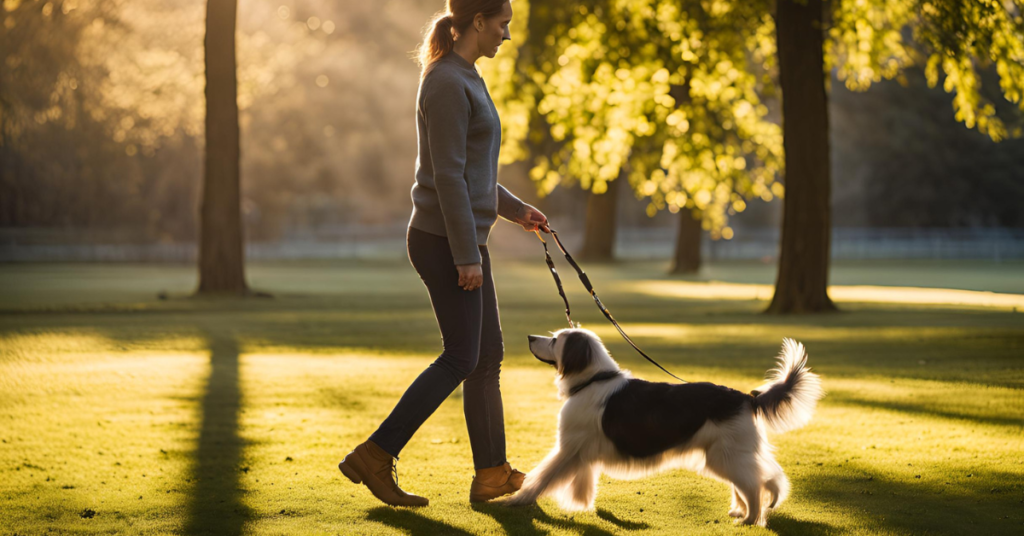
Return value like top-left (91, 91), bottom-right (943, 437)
top-left (528, 328), bottom-right (621, 388)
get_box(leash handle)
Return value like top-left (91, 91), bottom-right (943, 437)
top-left (535, 226), bottom-right (687, 383)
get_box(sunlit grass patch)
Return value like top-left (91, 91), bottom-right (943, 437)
top-left (780, 384), bottom-right (1024, 535)
top-left (626, 280), bottom-right (1024, 310)
top-left (0, 332), bottom-right (208, 534)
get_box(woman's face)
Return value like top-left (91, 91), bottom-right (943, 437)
top-left (476, 1), bottom-right (512, 59)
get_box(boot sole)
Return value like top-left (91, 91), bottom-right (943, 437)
top-left (470, 489), bottom-right (517, 503)
top-left (338, 460), bottom-right (362, 484)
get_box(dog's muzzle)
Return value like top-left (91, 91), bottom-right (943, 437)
top-left (528, 335), bottom-right (556, 366)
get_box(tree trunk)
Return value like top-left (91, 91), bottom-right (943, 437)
top-left (670, 210), bottom-right (702, 274)
top-left (766, 0), bottom-right (837, 313)
top-left (198, 0), bottom-right (248, 294)
top-left (579, 180), bottom-right (620, 262)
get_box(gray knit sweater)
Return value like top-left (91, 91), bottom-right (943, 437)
top-left (408, 51), bottom-right (525, 265)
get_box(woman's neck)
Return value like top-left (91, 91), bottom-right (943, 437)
top-left (452, 40), bottom-right (480, 66)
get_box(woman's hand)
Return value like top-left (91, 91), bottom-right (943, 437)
top-left (515, 204), bottom-right (550, 233)
top-left (456, 263), bottom-right (483, 291)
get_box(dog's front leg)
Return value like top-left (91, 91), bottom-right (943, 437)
top-left (561, 464), bottom-right (597, 511)
top-left (504, 447), bottom-right (579, 506)
top-left (728, 486), bottom-right (746, 518)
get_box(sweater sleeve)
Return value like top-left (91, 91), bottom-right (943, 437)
top-left (422, 73), bottom-right (481, 265)
top-left (497, 184), bottom-right (526, 222)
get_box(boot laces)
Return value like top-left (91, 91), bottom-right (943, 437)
top-left (375, 454), bottom-right (401, 490)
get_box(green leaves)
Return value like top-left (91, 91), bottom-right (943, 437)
top-left (485, 0), bottom-right (782, 237)
top-left (829, 0), bottom-right (1024, 141)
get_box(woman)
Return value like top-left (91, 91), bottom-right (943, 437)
top-left (338, 0), bottom-right (547, 507)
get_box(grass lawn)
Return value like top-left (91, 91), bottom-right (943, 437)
top-left (1, 259), bottom-right (1022, 535)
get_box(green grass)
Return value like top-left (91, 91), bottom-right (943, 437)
top-left (1, 260), bottom-right (1022, 535)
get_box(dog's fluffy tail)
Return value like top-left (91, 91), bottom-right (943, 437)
top-left (751, 338), bottom-right (824, 434)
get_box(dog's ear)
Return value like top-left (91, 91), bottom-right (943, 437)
top-left (559, 331), bottom-right (593, 376)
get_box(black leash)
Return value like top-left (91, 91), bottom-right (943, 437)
top-left (534, 227), bottom-right (688, 383)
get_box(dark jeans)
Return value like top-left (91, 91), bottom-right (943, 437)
top-left (369, 226), bottom-right (507, 470)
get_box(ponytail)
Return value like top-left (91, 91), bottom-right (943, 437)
top-left (418, 13), bottom-right (456, 78)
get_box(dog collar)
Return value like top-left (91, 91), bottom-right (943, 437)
top-left (568, 370), bottom-right (622, 396)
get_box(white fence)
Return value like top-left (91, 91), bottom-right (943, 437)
top-left (1, 226), bottom-right (1022, 262)
top-left (616, 227), bottom-right (1024, 261)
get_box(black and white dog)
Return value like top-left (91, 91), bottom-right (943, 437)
top-left (506, 328), bottom-right (824, 526)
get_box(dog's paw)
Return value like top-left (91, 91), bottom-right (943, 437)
top-left (728, 508), bottom-right (745, 518)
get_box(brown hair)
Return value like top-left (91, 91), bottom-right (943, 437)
top-left (417, 0), bottom-right (509, 78)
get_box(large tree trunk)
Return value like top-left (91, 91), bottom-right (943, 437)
top-left (579, 180), bottom-right (620, 262)
top-left (767, 0), bottom-right (837, 313)
top-left (198, 0), bottom-right (248, 294)
top-left (669, 210), bottom-right (702, 274)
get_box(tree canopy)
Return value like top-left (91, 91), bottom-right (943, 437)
top-left (483, 0), bottom-right (783, 239)
top-left (484, 0), bottom-right (1024, 238)
top-left (829, 0), bottom-right (1024, 141)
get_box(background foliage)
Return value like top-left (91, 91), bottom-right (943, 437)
top-left (2, 0), bottom-right (1023, 244)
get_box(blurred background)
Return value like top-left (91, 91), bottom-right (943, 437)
top-left (2, 0), bottom-right (1023, 266)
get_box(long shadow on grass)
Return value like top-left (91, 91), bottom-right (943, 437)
top-left (471, 502), bottom-right (623, 536)
top-left (183, 329), bottom-right (252, 536)
top-left (596, 507), bottom-right (650, 530)
top-left (7, 301), bottom-right (1020, 389)
top-left (792, 464), bottom-right (1023, 535)
top-left (366, 507), bottom-right (474, 535)
top-left (767, 513), bottom-right (840, 535)
top-left (828, 392), bottom-right (1024, 429)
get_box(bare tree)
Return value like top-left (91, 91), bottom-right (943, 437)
top-left (198, 0), bottom-right (248, 294)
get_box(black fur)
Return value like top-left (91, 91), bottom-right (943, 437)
top-left (559, 331), bottom-right (593, 376)
top-left (601, 380), bottom-right (752, 458)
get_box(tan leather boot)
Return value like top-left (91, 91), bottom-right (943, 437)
top-left (338, 440), bottom-right (428, 507)
top-left (469, 462), bottom-right (525, 502)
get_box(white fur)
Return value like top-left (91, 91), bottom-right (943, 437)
top-left (753, 338), bottom-right (823, 434)
top-left (508, 329), bottom-right (824, 527)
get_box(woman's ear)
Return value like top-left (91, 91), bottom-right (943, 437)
top-left (558, 331), bottom-right (593, 376)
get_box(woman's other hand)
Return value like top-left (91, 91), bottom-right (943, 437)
top-left (457, 263), bottom-right (483, 291)
top-left (515, 204), bottom-right (549, 233)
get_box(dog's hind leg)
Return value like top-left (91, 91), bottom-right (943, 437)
top-left (504, 448), bottom-right (580, 506)
top-left (764, 470), bottom-right (789, 510)
top-left (726, 468), bottom-right (763, 526)
top-left (757, 448), bottom-right (789, 511)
